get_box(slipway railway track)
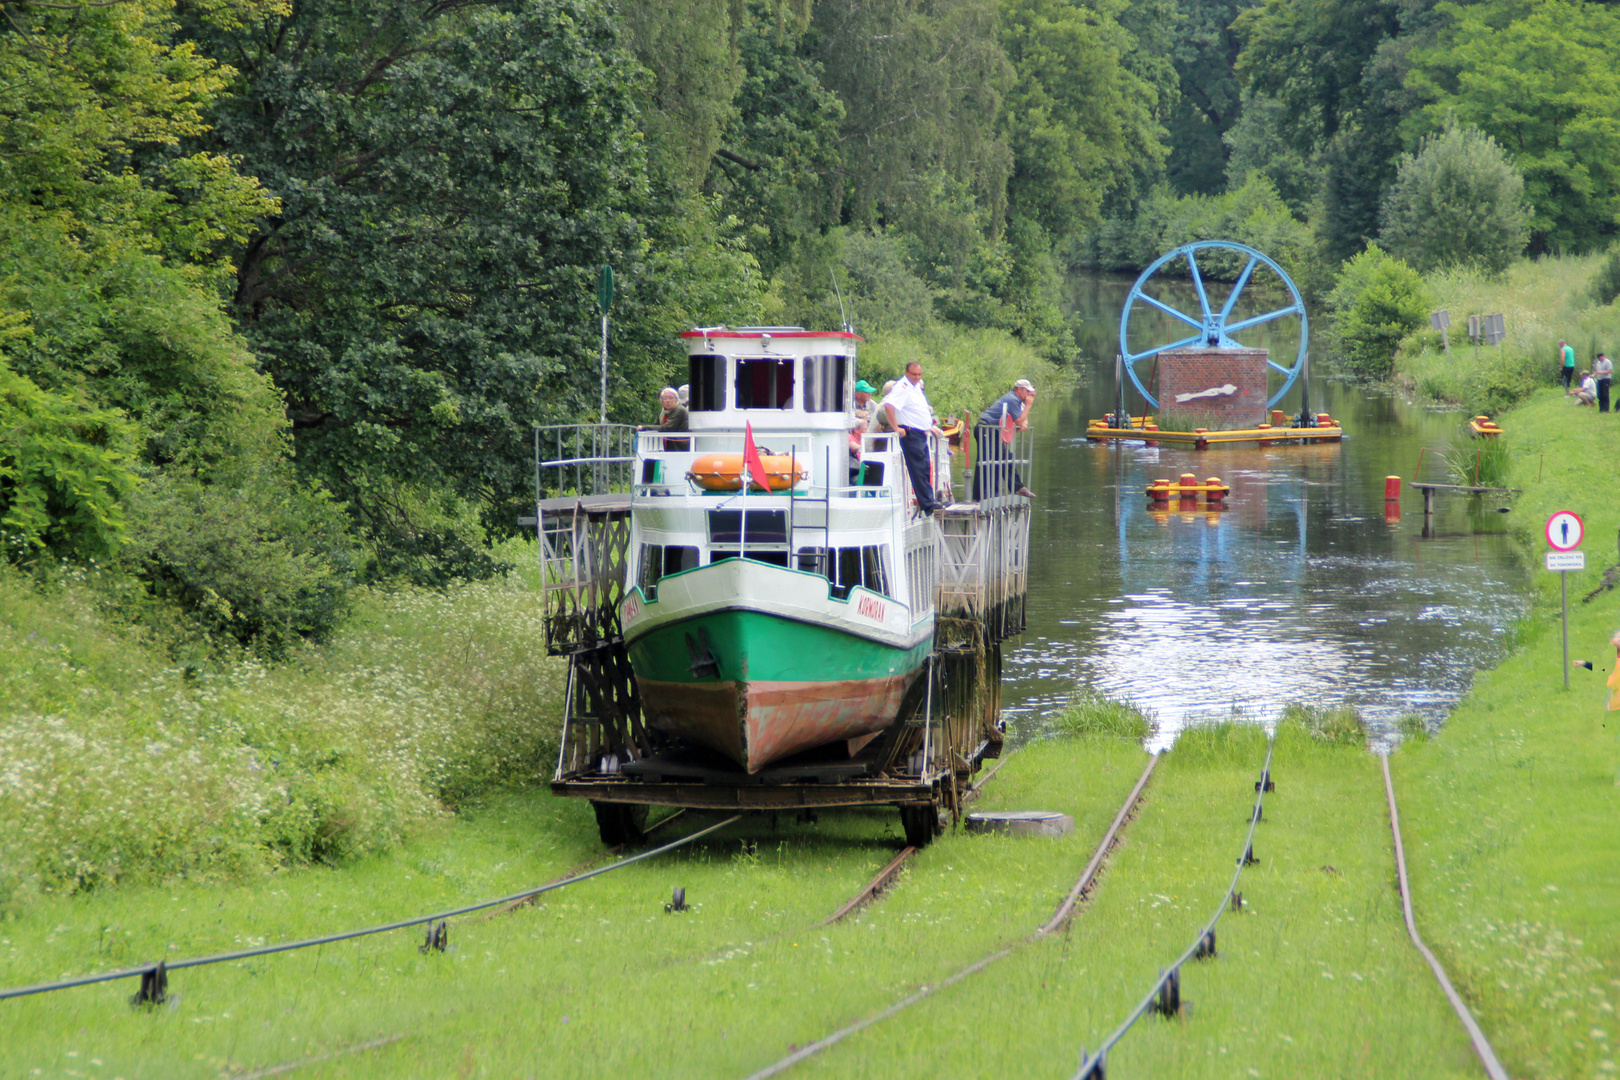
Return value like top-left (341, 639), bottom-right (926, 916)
top-left (740, 752), bottom-right (1162, 1080)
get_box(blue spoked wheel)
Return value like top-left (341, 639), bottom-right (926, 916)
top-left (1119, 241), bottom-right (1308, 411)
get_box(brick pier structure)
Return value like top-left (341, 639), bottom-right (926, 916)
top-left (1157, 347), bottom-right (1267, 428)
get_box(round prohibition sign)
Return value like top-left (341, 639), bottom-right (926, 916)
top-left (1545, 510), bottom-right (1584, 551)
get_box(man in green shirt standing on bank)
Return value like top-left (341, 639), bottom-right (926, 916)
top-left (1558, 339), bottom-right (1576, 389)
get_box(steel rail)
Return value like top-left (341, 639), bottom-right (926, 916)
top-left (1382, 755), bottom-right (1512, 1080)
top-left (1072, 740), bottom-right (1275, 1078)
top-left (822, 846), bottom-right (918, 926)
top-left (739, 753), bottom-right (1161, 1080)
top-left (0, 814), bottom-right (742, 1003)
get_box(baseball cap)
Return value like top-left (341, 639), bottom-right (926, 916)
top-left (1014, 379), bottom-right (1036, 393)
top-left (855, 380), bottom-right (877, 394)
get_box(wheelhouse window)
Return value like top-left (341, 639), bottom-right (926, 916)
top-left (689, 354), bottom-right (726, 411)
top-left (801, 355), bottom-right (850, 412)
top-left (735, 358), bottom-right (794, 409)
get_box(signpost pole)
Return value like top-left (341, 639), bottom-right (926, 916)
top-left (1545, 511), bottom-right (1585, 690)
top-left (1562, 570), bottom-right (1570, 689)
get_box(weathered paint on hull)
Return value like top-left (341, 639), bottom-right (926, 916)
top-left (627, 603), bottom-right (931, 773)
top-left (637, 672), bottom-right (921, 773)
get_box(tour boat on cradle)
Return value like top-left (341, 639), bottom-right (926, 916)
top-left (618, 327), bottom-right (939, 773)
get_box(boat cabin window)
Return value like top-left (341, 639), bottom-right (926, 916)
top-left (711, 550), bottom-right (789, 568)
top-left (801, 355), bottom-right (850, 412)
top-left (735, 358), bottom-right (794, 409)
top-left (795, 544), bottom-right (891, 599)
top-left (708, 508), bottom-right (789, 568)
top-left (689, 354), bottom-right (726, 412)
top-left (707, 508), bottom-right (788, 545)
top-left (637, 544), bottom-right (699, 599)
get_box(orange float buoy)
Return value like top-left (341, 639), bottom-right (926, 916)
top-left (686, 453), bottom-right (808, 492)
top-left (1384, 475), bottom-right (1401, 501)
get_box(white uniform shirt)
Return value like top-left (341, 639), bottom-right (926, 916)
top-left (882, 377), bottom-right (933, 430)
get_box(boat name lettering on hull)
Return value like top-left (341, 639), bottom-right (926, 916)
top-left (856, 596), bottom-right (887, 622)
top-left (622, 595), bottom-right (642, 624)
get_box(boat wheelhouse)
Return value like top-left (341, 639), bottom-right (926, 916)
top-left (620, 328), bottom-right (938, 773)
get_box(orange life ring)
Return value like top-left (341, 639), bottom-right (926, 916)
top-left (686, 453), bottom-right (808, 492)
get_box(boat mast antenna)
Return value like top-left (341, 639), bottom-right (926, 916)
top-left (830, 271), bottom-right (852, 334)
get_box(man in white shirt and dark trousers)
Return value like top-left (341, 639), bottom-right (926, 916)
top-left (881, 361), bottom-right (943, 515)
top-left (1594, 352), bottom-right (1612, 413)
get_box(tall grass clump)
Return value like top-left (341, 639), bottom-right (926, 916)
top-left (1438, 443), bottom-right (1513, 487)
top-left (1154, 406), bottom-right (1250, 432)
top-left (1276, 702), bottom-right (1368, 747)
top-left (0, 557), bottom-right (564, 911)
top-left (1051, 688), bottom-right (1152, 740)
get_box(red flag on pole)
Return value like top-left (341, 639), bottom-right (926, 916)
top-left (742, 421), bottom-right (771, 492)
top-left (1000, 408), bottom-right (1015, 445)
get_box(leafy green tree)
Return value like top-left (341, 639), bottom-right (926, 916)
top-left (0, 356), bottom-right (138, 562)
top-left (1407, 0), bottom-right (1620, 253)
top-left (807, 0), bottom-right (1015, 235)
top-left (1085, 173), bottom-right (1314, 281)
top-left (186, 0), bottom-right (660, 539)
top-left (620, 0), bottom-right (745, 192)
top-left (0, 0), bottom-right (279, 285)
top-left (1233, 0), bottom-right (1440, 264)
top-left (1164, 0), bottom-right (1243, 196)
top-left (1222, 90), bottom-right (1320, 214)
top-left (707, 3), bottom-right (846, 278)
top-left (1234, 0), bottom-right (1401, 151)
top-left (1379, 121), bottom-right (1528, 274)
top-left (1000, 0), bottom-right (1169, 239)
top-left (1326, 243), bottom-right (1430, 378)
top-left (1, 0), bottom-right (356, 653)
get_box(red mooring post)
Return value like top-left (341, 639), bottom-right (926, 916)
top-left (1384, 475), bottom-right (1402, 526)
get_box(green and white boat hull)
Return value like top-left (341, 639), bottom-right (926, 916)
top-left (620, 558), bottom-right (933, 773)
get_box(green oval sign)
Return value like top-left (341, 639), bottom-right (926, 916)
top-left (597, 264), bottom-right (614, 313)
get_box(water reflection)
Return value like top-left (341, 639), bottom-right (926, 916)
top-left (1005, 275), bottom-right (1526, 749)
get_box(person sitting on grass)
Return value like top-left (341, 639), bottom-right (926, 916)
top-left (1569, 370), bottom-right (1597, 406)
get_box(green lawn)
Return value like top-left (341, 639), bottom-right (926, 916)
top-left (1391, 384), bottom-right (1620, 1079)
top-left (4, 720), bottom-right (1489, 1080)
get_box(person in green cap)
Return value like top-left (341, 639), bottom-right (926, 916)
top-left (853, 379), bottom-right (877, 423)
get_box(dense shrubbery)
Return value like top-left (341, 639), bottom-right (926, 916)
top-left (1590, 246), bottom-right (1620, 308)
top-left (0, 561), bottom-right (564, 910)
top-left (1325, 245), bottom-right (1430, 379)
top-left (1379, 122), bottom-right (1529, 276)
top-left (0, 359), bottom-right (138, 562)
top-left (1076, 174), bottom-right (1317, 288)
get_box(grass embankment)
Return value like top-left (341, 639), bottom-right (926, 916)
top-left (1391, 384), bottom-right (1620, 1078)
top-left (1395, 252), bottom-right (1620, 412)
top-left (4, 701), bottom-right (1477, 1079)
top-left (0, 559), bottom-right (565, 912)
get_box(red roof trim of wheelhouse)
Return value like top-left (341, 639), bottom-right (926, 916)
top-left (679, 330), bottom-right (864, 342)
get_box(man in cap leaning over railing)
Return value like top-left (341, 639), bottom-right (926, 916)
top-left (971, 379), bottom-right (1035, 501)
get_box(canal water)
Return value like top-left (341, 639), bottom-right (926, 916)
top-left (1000, 272), bottom-right (1528, 749)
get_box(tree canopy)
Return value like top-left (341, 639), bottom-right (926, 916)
top-left (1380, 121), bottom-right (1529, 274)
